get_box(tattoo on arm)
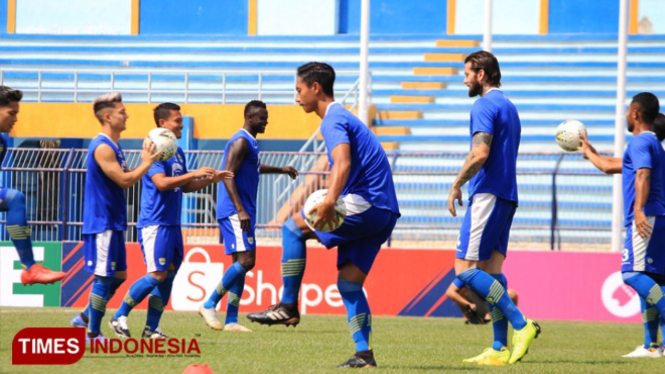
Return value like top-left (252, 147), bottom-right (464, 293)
top-left (455, 132), bottom-right (493, 187)
top-left (472, 132), bottom-right (493, 147)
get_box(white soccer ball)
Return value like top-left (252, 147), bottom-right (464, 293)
top-left (303, 189), bottom-right (346, 232)
top-left (144, 128), bottom-right (178, 161)
top-left (555, 120), bottom-right (587, 152)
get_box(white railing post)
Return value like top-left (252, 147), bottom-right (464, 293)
top-left (185, 72), bottom-right (189, 104)
top-left (111, 72), bottom-right (115, 92)
top-left (74, 71), bottom-right (79, 103)
top-left (148, 72), bottom-right (153, 103)
top-left (483, 0), bottom-right (493, 52)
top-left (222, 73), bottom-right (227, 104)
top-left (358, 0), bottom-right (370, 125)
top-left (258, 73), bottom-right (263, 101)
top-left (612, 0), bottom-right (629, 253)
top-left (38, 71), bottom-right (43, 102)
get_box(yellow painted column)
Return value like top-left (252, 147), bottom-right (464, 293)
top-left (7, 0), bottom-right (16, 33)
top-left (447, 0), bottom-right (456, 35)
top-left (629, 0), bottom-right (639, 34)
top-left (248, 0), bottom-right (257, 35)
top-left (131, 0), bottom-right (140, 35)
top-left (539, 0), bottom-right (549, 34)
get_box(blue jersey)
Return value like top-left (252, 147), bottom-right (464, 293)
top-left (138, 147), bottom-right (188, 228)
top-left (622, 131), bottom-right (665, 226)
top-left (468, 89), bottom-right (521, 204)
top-left (217, 129), bottom-right (261, 220)
top-left (83, 134), bottom-right (129, 234)
top-left (320, 103), bottom-right (400, 215)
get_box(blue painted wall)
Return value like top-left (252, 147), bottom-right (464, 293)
top-left (139, 0), bottom-right (247, 35)
top-left (0, 0), bottom-right (6, 34)
top-left (549, 0), bottom-right (620, 34)
top-left (339, 0), bottom-right (447, 34)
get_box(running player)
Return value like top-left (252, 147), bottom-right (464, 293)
top-left (0, 86), bottom-right (65, 285)
top-left (580, 104), bottom-right (665, 358)
top-left (82, 92), bottom-right (160, 343)
top-left (246, 63), bottom-right (400, 368)
top-left (109, 102), bottom-right (233, 339)
top-left (448, 51), bottom-right (540, 365)
top-left (198, 100), bottom-right (297, 332)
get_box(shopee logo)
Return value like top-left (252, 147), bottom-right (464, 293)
top-left (12, 328), bottom-right (86, 365)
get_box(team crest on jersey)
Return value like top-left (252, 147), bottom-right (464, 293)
top-left (111, 262), bottom-right (116, 270)
top-left (248, 237), bottom-right (254, 245)
top-left (159, 257), bottom-right (166, 265)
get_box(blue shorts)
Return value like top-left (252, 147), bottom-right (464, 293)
top-left (302, 200), bottom-right (398, 275)
top-left (83, 230), bottom-right (127, 277)
top-left (622, 216), bottom-right (665, 276)
top-left (219, 214), bottom-right (257, 255)
top-left (138, 225), bottom-right (184, 272)
top-left (456, 193), bottom-right (517, 261)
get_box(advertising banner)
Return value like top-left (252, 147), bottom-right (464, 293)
top-left (57, 243), bottom-right (639, 323)
top-left (0, 242), bottom-right (62, 307)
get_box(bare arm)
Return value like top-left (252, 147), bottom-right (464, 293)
top-left (151, 167), bottom-right (215, 192)
top-left (222, 138), bottom-right (251, 232)
top-left (578, 134), bottom-right (621, 174)
top-left (94, 142), bottom-right (159, 189)
top-left (260, 164), bottom-right (299, 179)
top-left (447, 132), bottom-right (492, 216)
top-left (634, 168), bottom-right (653, 238)
top-left (311, 143), bottom-right (351, 231)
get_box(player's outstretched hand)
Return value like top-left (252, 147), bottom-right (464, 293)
top-left (212, 170), bottom-right (234, 183)
top-left (141, 141), bottom-right (161, 164)
top-left (634, 210), bottom-right (653, 239)
top-left (282, 166), bottom-right (299, 179)
top-left (448, 187), bottom-right (463, 217)
top-left (311, 201), bottom-right (336, 232)
top-left (193, 167), bottom-right (216, 179)
top-left (238, 210), bottom-right (251, 233)
top-left (578, 132), bottom-right (597, 159)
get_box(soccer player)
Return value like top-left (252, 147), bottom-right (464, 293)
top-left (81, 92), bottom-right (161, 343)
top-left (580, 104), bottom-right (665, 358)
top-left (447, 51), bottom-right (540, 365)
top-left (246, 63), bottom-right (400, 368)
top-left (198, 100), bottom-right (297, 332)
top-left (0, 86), bottom-right (66, 285)
top-left (109, 103), bottom-right (233, 339)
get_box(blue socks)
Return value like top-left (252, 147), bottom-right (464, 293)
top-left (457, 267), bottom-right (527, 330)
top-left (203, 261), bottom-right (247, 309)
top-left (281, 218), bottom-right (306, 305)
top-left (639, 296), bottom-right (660, 349)
top-left (489, 274), bottom-right (509, 350)
top-left (623, 272), bottom-right (665, 317)
top-left (83, 276), bottom-right (125, 321)
top-left (88, 276), bottom-right (113, 335)
top-left (145, 270), bottom-right (175, 333)
top-left (0, 189), bottom-right (35, 269)
top-left (225, 272), bottom-right (246, 324)
top-left (338, 279), bottom-right (372, 352)
top-left (114, 274), bottom-right (161, 318)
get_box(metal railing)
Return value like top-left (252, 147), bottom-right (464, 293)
top-left (0, 148), bottom-right (615, 250)
top-left (0, 68), bottom-right (363, 104)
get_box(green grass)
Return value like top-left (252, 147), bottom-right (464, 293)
top-left (0, 307), bottom-right (662, 373)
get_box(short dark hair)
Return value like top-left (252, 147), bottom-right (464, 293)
top-left (653, 112), bottom-right (665, 142)
top-left (632, 92), bottom-right (660, 124)
top-left (464, 51), bottom-right (502, 87)
top-left (0, 86), bottom-right (23, 107)
top-left (92, 92), bottom-right (123, 124)
top-left (244, 100), bottom-right (266, 118)
top-left (297, 62), bottom-right (335, 97)
top-left (153, 102), bottom-right (181, 126)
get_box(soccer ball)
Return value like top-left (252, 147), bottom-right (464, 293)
top-left (303, 189), bottom-right (346, 232)
top-left (555, 120), bottom-right (587, 152)
top-left (144, 128), bottom-right (178, 161)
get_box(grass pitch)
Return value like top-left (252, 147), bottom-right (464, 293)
top-left (0, 307), bottom-right (662, 373)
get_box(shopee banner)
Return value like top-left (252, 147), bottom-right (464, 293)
top-left (60, 243), bottom-right (639, 323)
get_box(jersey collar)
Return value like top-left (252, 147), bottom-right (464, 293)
top-left (324, 101), bottom-right (340, 117)
top-left (241, 128), bottom-right (256, 139)
top-left (98, 133), bottom-right (119, 148)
